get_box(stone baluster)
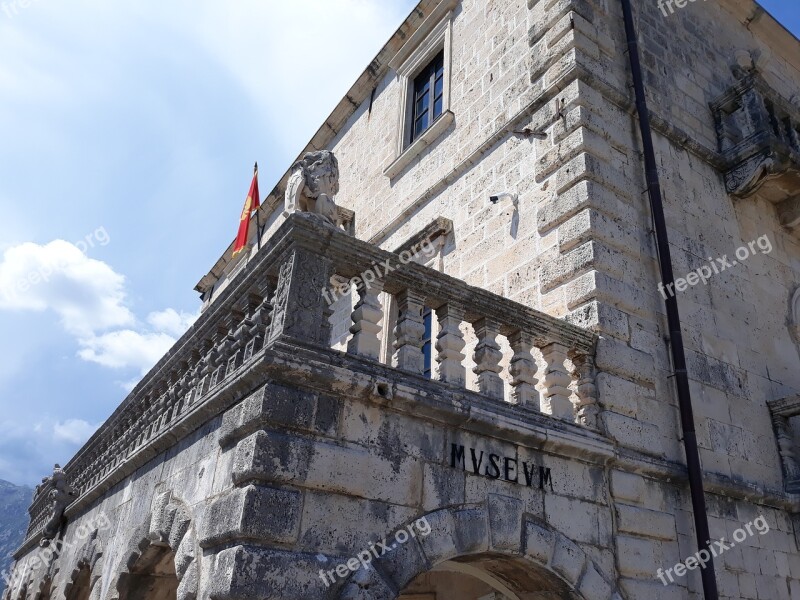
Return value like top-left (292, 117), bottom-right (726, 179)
top-left (267, 248), bottom-right (334, 346)
top-left (224, 309), bottom-right (245, 376)
top-left (109, 427), bottom-right (123, 468)
top-left (392, 289), bottom-right (426, 373)
top-left (570, 351), bottom-right (599, 429)
top-left (247, 281), bottom-right (273, 360)
top-left (125, 415), bottom-right (136, 456)
top-left (472, 318), bottom-right (504, 399)
top-left (347, 278), bottom-right (384, 360)
top-left (208, 326), bottom-right (228, 389)
top-left (166, 384), bottom-right (180, 424)
top-left (175, 361), bottom-right (191, 415)
top-left (132, 406), bottom-right (147, 450)
top-left (240, 291), bottom-right (263, 363)
top-left (435, 303), bottom-right (466, 386)
top-left (540, 343), bottom-right (575, 419)
top-left (147, 391), bottom-right (162, 437)
top-left (115, 422), bottom-right (128, 464)
top-left (508, 331), bottom-right (539, 408)
top-left (95, 447), bottom-right (108, 485)
top-left (141, 395), bottom-right (154, 440)
top-left (164, 370), bottom-right (180, 423)
top-left (87, 453), bottom-right (100, 487)
top-left (154, 384), bottom-right (169, 433)
top-left (129, 401), bottom-right (144, 449)
top-left (189, 346), bottom-right (206, 402)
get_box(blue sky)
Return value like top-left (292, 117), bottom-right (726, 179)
top-left (0, 0), bottom-right (418, 485)
top-left (0, 1), bottom-right (797, 486)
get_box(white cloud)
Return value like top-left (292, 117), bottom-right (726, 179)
top-left (53, 419), bottom-right (99, 445)
top-left (146, 308), bottom-right (198, 337)
top-left (78, 308), bottom-right (198, 377)
top-left (77, 330), bottom-right (177, 374)
top-left (0, 241), bottom-right (199, 378)
top-left (0, 240), bottom-right (133, 336)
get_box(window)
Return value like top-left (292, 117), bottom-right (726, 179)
top-left (383, 0), bottom-right (457, 179)
top-left (411, 51), bottom-right (445, 143)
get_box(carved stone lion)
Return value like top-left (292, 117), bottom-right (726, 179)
top-left (284, 150), bottom-right (340, 226)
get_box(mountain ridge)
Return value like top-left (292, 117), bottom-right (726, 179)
top-left (0, 480), bottom-right (33, 596)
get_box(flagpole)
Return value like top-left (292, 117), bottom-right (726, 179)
top-left (254, 162), bottom-right (262, 251)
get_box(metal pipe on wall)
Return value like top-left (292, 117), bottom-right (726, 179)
top-left (618, 0), bottom-right (720, 597)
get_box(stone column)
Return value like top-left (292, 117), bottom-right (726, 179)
top-left (472, 318), bottom-right (504, 399)
top-left (347, 279), bottom-right (385, 360)
top-left (571, 351), bottom-right (599, 429)
top-left (508, 331), bottom-right (539, 408)
top-left (392, 289), bottom-right (426, 373)
top-left (267, 247), bottom-right (334, 346)
top-left (435, 303), bottom-right (466, 386)
top-left (540, 343), bottom-right (574, 420)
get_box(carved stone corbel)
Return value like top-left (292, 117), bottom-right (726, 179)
top-left (712, 67), bottom-right (800, 237)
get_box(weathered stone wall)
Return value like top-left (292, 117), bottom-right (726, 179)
top-left (6, 346), bottom-right (623, 600)
top-left (263, 0), bottom-right (800, 597)
top-left (7, 0), bottom-right (800, 599)
top-left (522, 0), bottom-right (800, 598)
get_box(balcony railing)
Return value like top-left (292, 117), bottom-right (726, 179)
top-left (19, 212), bottom-right (599, 551)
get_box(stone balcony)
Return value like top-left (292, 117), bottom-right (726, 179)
top-left (18, 212), bottom-right (600, 555)
top-left (711, 63), bottom-right (800, 235)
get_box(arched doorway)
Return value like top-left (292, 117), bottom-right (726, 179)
top-left (118, 545), bottom-right (179, 600)
top-left (399, 556), bottom-right (580, 600)
top-left (111, 491), bottom-right (199, 600)
top-left (336, 505), bottom-right (620, 600)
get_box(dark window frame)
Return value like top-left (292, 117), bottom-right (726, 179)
top-left (409, 50), bottom-right (445, 144)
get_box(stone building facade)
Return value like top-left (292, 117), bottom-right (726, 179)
top-left (5, 0), bottom-right (800, 599)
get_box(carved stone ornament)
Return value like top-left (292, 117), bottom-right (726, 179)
top-left (767, 397), bottom-right (800, 493)
top-left (711, 66), bottom-right (800, 237)
top-left (40, 464), bottom-right (76, 545)
top-left (284, 150), bottom-right (341, 226)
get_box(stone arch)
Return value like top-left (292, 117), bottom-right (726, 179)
top-left (63, 528), bottom-right (104, 600)
top-left (110, 491), bottom-right (199, 600)
top-left (336, 500), bottom-right (625, 600)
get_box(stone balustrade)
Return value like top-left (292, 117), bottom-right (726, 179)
top-left (19, 212), bottom-right (599, 551)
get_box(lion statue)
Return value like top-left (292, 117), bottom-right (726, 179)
top-left (284, 150), bottom-right (340, 226)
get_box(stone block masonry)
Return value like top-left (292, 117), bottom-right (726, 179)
top-left (5, 0), bottom-right (800, 598)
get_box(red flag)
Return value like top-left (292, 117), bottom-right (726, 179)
top-left (232, 163), bottom-right (260, 257)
